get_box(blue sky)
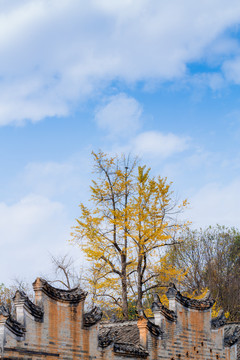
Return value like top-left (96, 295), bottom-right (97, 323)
top-left (1, 0), bottom-right (240, 285)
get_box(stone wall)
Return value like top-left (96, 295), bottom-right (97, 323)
top-left (0, 278), bottom-right (239, 360)
top-left (150, 286), bottom-right (238, 360)
top-left (0, 278), bottom-right (100, 360)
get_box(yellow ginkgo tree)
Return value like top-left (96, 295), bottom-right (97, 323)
top-left (71, 151), bottom-right (187, 319)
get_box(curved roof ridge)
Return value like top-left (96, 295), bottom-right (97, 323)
top-left (0, 305), bottom-right (25, 337)
top-left (32, 277), bottom-right (87, 303)
top-left (166, 283), bottom-right (215, 310)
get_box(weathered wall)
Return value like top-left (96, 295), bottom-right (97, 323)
top-left (0, 278), bottom-right (99, 360)
top-left (148, 286), bottom-right (238, 360)
top-left (0, 278), bottom-right (238, 360)
top-left (151, 302), bottom-right (236, 359)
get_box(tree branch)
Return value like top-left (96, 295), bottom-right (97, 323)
top-left (142, 283), bottom-right (168, 294)
top-left (100, 255), bottom-right (121, 276)
top-left (142, 273), bottom-right (159, 284)
top-left (96, 293), bottom-right (122, 308)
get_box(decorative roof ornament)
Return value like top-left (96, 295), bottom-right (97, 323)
top-left (98, 328), bottom-right (115, 348)
top-left (211, 310), bottom-right (227, 329)
top-left (84, 306), bottom-right (102, 327)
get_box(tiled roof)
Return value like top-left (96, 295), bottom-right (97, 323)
top-left (99, 321), bottom-right (140, 345)
top-left (224, 323), bottom-right (240, 349)
top-left (99, 321), bottom-right (148, 357)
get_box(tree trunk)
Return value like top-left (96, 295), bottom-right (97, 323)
top-left (137, 256), bottom-right (143, 313)
top-left (137, 277), bottom-right (143, 313)
top-left (121, 276), bottom-right (128, 320)
top-left (121, 253), bottom-right (128, 320)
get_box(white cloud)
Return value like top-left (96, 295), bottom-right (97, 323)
top-left (185, 178), bottom-right (240, 229)
top-left (95, 94), bottom-right (142, 137)
top-left (223, 56), bottom-right (240, 84)
top-left (0, 195), bottom-right (64, 246)
top-left (0, 194), bottom-right (76, 284)
top-left (186, 73), bottom-right (225, 92)
top-left (1, 0), bottom-right (240, 124)
top-left (0, 151), bottom-right (96, 285)
top-left (132, 131), bottom-right (189, 158)
top-left (10, 151), bottom-right (93, 203)
top-left (22, 161), bottom-right (76, 197)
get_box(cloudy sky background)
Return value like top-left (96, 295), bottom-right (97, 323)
top-left (1, 0), bottom-right (240, 285)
